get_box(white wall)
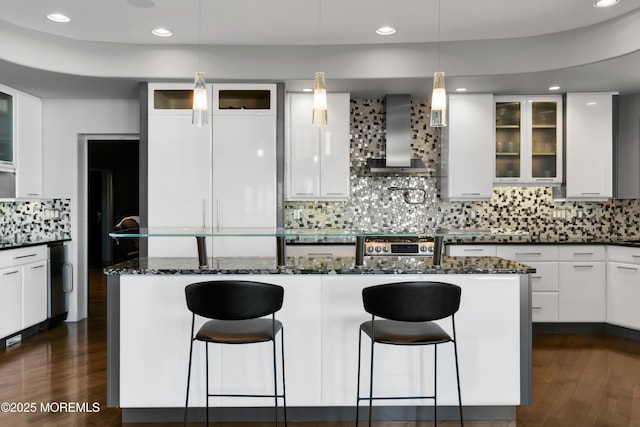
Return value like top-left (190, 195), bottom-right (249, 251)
top-left (42, 99), bottom-right (139, 321)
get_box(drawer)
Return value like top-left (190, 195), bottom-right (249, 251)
top-left (558, 245), bottom-right (606, 262)
top-left (608, 245), bottom-right (640, 265)
top-left (497, 245), bottom-right (558, 262)
top-left (447, 245), bottom-right (496, 257)
top-left (528, 262), bottom-right (559, 292)
top-left (531, 292), bottom-right (559, 322)
top-left (286, 244), bottom-right (356, 258)
top-left (0, 245), bottom-right (48, 269)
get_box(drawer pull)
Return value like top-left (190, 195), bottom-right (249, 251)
top-left (324, 193), bottom-right (345, 196)
top-left (31, 265), bottom-right (46, 269)
top-left (573, 265), bottom-right (594, 268)
top-left (532, 307), bottom-right (542, 310)
top-left (616, 266), bottom-right (639, 271)
top-left (3, 270), bottom-right (19, 276)
top-left (516, 252), bottom-right (542, 256)
top-left (307, 253), bottom-right (334, 257)
top-left (463, 249), bottom-right (484, 252)
top-left (295, 193), bottom-right (314, 196)
top-left (632, 255), bottom-right (640, 258)
top-left (14, 253), bottom-right (37, 260)
top-left (531, 276), bottom-right (542, 279)
top-left (462, 193), bottom-right (481, 196)
top-left (573, 252), bottom-right (593, 256)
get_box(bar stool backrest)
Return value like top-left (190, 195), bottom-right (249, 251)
top-left (362, 281), bottom-right (461, 322)
top-left (185, 280), bottom-right (284, 320)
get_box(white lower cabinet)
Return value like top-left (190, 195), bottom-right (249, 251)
top-left (0, 245), bottom-right (48, 339)
top-left (497, 245), bottom-right (559, 322)
top-left (531, 292), bottom-right (559, 322)
top-left (607, 246), bottom-right (640, 330)
top-left (558, 245), bottom-right (606, 322)
top-left (0, 266), bottom-right (23, 338)
top-left (22, 260), bottom-right (48, 328)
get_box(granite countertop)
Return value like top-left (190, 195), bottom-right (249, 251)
top-left (104, 255), bottom-right (535, 275)
top-left (446, 238), bottom-right (640, 246)
top-left (0, 236), bottom-right (72, 250)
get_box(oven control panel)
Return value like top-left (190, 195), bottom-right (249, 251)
top-left (364, 240), bottom-right (434, 256)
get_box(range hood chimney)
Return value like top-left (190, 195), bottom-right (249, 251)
top-left (367, 94), bottom-right (429, 173)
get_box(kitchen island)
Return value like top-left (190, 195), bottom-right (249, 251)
top-left (105, 254), bottom-right (533, 424)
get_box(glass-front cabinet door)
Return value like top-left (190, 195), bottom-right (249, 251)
top-left (0, 86), bottom-right (16, 170)
top-left (494, 96), bottom-right (562, 185)
top-left (495, 101), bottom-right (522, 181)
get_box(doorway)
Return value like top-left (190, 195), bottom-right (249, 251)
top-left (86, 138), bottom-right (139, 315)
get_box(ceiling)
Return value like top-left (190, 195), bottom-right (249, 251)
top-left (1, 0), bottom-right (640, 99)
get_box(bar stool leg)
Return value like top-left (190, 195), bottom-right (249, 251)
top-left (184, 317), bottom-right (196, 427)
top-left (205, 343), bottom-right (210, 427)
top-left (434, 345), bottom-right (438, 427)
top-left (281, 328), bottom-right (288, 427)
top-left (452, 322), bottom-right (464, 426)
top-left (355, 329), bottom-right (363, 426)
top-left (368, 337), bottom-right (375, 427)
top-left (272, 334), bottom-right (280, 426)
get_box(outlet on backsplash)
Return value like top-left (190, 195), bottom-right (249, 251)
top-left (44, 208), bottom-right (61, 220)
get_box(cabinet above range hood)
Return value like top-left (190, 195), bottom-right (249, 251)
top-left (366, 94), bottom-right (430, 173)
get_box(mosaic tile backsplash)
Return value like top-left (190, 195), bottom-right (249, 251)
top-left (0, 199), bottom-right (71, 244)
top-left (285, 98), bottom-right (640, 242)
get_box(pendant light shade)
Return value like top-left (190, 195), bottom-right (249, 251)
top-left (312, 71), bottom-right (328, 127)
top-left (192, 71), bottom-right (208, 127)
top-left (430, 71), bottom-right (447, 127)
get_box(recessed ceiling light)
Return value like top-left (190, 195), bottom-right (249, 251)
top-left (548, 85), bottom-right (561, 91)
top-left (151, 28), bottom-right (172, 37)
top-left (455, 87), bottom-right (468, 92)
top-left (376, 26), bottom-right (396, 36)
top-left (46, 13), bottom-right (70, 23)
top-left (586, 101), bottom-right (598, 106)
top-left (594, 0), bottom-right (620, 8)
top-left (302, 88), bottom-right (313, 93)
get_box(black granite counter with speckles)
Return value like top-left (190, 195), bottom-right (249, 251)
top-left (104, 255), bottom-right (535, 275)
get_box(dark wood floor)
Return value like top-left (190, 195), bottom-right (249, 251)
top-left (1, 270), bottom-right (640, 426)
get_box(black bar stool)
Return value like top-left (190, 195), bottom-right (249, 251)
top-left (184, 280), bottom-right (287, 427)
top-left (355, 281), bottom-right (463, 426)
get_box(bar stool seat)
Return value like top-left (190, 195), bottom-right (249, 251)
top-left (360, 319), bottom-right (452, 345)
top-left (196, 318), bottom-right (283, 344)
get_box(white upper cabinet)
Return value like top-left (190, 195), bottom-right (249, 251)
top-left (494, 96), bottom-right (563, 186)
top-left (212, 83), bottom-right (277, 115)
top-left (441, 94), bottom-right (494, 200)
top-left (16, 91), bottom-right (43, 198)
top-left (0, 83), bottom-right (16, 171)
top-left (565, 92), bottom-right (614, 201)
top-left (286, 93), bottom-right (350, 201)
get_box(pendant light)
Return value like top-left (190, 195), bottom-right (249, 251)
top-left (192, 0), bottom-right (208, 127)
top-left (312, 0), bottom-right (328, 127)
top-left (430, 0), bottom-right (447, 127)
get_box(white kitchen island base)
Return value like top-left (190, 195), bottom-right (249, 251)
top-left (105, 257), bottom-right (532, 423)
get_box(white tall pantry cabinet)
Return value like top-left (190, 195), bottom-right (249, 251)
top-left (146, 83), bottom-right (278, 258)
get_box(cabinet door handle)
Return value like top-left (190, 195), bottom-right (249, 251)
top-left (516, 252), bottom-right (542, 256)
top-left (26, 193), bottom-right (40, 196)
top-left (295, 192), bottom-right (314, 196)
top-left (307, 252), bottom-right (334, 257)
top-left (616, 266), bottom-right (639, 271)
top-left (573, 252), bottom-right (593, 256)
top-left (14, 253), bottom-right (37, 260)
top-left (31, 265), bottom-right (46, 270)
top-left (532, 307), bottom-right (542, 310)
top-left (3, 270), bottom-right (19, 276)
top-left (581, 192), bottom-right (601, 196)
top-left (573, 265), bottom-right (594, 268)
top-left (463, 248), bottom-right (484, 252)
top-left (535, 178), bottom-right (555, 182)
top-left (324, 193), bottom-right (344, 196)
top-left (63, 262), bottom-right (74, 293)
top-left (531, 276), bottom-right (542, 279)
top-left (632, 255), bottom-right (640, 258)
top-left (462, 193), bottom-right (481, 196)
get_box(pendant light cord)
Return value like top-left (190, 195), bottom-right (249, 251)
top-left (437, 0), bottom-right (441, 70)
top-left (198, 0), bottom-right (202, 70)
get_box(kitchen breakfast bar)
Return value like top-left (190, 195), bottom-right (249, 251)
top-left (105, 229), bottom-right (533, 424)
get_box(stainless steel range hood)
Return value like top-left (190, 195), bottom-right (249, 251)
top-left (367, 94), bottom-right (429, 173)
